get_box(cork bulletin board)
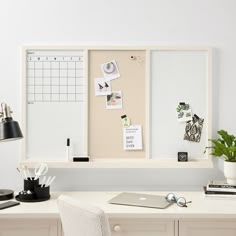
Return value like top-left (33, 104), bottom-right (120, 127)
top-left (88, 50), bottom-right (147, 159)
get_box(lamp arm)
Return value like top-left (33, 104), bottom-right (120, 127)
top-left (0, 103), bottom-right (13, 119)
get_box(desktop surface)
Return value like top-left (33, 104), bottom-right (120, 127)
top-left (0, 191), bottom-right (235, 219)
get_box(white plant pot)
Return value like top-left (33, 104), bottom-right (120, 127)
top-left (224, 161), bottom-right (236, 185)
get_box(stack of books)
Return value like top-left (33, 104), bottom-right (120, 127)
top-left (204, 180), bottom-right (236, 197)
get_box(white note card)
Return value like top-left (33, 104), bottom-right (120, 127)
top-left (123, 125), bottom-right (143, 150)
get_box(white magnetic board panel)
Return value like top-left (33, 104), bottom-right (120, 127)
top-left (150, 50), bottom-right (209, 159)
top-left (25, 50), bottom-right (87, 160)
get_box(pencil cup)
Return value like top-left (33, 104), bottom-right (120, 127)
top-left (24, 178), bottom-right (39, 191)
top-left (34, 185), bottom-right (50, 199)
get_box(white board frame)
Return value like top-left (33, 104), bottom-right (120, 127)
top-left (149, 47), bottom-right (212, 160)
top-left (21, 46), bottom-right (89, 163)
top-left (20, 46), bottom-right (212, 168)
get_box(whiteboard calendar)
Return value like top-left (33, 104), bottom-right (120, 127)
top-left (27, 50), bottom-right (85, 103)
top-left (24, 49), bottom-right (88, 161)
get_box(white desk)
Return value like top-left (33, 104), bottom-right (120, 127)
top-left (0, 191), bottom-right (236, 236)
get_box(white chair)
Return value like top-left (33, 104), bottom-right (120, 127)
top-left (57, 195), bottom-right (111, 236)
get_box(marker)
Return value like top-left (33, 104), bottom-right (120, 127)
top-left (67, 138), bottom-right (70, 161)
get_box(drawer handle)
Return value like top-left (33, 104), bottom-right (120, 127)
top-left (113, 225), bottom-right (121, 232)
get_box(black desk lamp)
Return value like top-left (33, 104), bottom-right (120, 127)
top-left (0, 103), bottom-right (23, 200)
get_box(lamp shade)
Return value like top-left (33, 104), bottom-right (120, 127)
top-left (0, 117), bottom-right (23, 141)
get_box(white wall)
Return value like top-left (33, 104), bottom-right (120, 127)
top-left (0, 0), bottom-right (235, 192)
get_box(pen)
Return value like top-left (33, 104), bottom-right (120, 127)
top-left (20, 165), bottom-right (29, 180)
top-left (17, 167), bottom-right (26, 180)
top-left (45, 176), bottom-right (52, 187)
top-left (45, 176), bottom-right (56, 187)
top-left (26, 168), bottom-right (32, 180)
top-left (41, 176), bottom-right (47, 187)
top-left (67, 138), bottom-right (70, 161)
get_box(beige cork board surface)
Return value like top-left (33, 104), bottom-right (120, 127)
top-left (88, 50), bottom-right (146, 159)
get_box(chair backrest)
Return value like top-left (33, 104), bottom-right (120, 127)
top-left (57, 195), bottom-right (111, 236)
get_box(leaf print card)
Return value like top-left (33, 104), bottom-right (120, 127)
top-left (184, 114), bottom-right (204, 143)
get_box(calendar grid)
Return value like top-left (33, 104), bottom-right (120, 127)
top-left (27, 51), bottom-right (85, 103)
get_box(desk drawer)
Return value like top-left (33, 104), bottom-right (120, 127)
top-left (110, 218), bottom-right (175, 236)
top-left (0, 219), bottom-right (58, 236)
top-left (179, 219), bottom-right (236, 236)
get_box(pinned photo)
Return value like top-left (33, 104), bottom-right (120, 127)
top-left (106, 91), bottom-right (122, 109)
top-left (184, 114), bottom-right (204, 143)
top-left (176, 102), bottom-right (192, 122)
top-left (101, 60), bottom-right (120, 81)
top-left (94, 78), bottom-right (111, 96)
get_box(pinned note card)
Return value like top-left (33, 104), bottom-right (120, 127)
top-left (123, 125), bottom-right (143, 150)
top-left (176, 102), bottom-right (192, 122)
top-left (121, 115), bottom-right (131, 128)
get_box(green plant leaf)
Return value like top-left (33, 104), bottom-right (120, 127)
top-left (206, 130), bottom-right (236, 162)
top-left (218, 130), bottom-right (236, 148)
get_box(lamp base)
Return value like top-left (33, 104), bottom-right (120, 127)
top-left (0, 189), bottom-right (14, 201)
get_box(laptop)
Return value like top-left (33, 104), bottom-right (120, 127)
top-left (108, 192), bottom-right (173, 209)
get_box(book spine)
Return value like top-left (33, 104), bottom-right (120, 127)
top-left (205, 190), bottom-right (236, 195)
top-left (204, 194), bottom-right (236, 198)
top-left (207, 186), bottom-right (236, 192)
top-left (203, 186), bottom-right (236, 195)
top-left (208, 184), bottom-right (236, 189)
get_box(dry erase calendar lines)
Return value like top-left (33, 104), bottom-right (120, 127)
top-left (27, 50), bottom-right (85, 103)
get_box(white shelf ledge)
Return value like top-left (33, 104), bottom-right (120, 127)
top-left (20, 159), bottom-right (213, 169)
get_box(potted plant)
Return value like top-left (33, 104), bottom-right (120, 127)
top-left (206, 129), bottom-right (236, 184)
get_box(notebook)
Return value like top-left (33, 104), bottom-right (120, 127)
top-left (108, 192), bottom-right (173, 209)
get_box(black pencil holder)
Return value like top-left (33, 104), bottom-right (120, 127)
top-left (34, 185), bottom-right (50, 199)
top-left (24, 178), bottom-right (39, 191)
top-left (18, 191), bottom-right (35, 201)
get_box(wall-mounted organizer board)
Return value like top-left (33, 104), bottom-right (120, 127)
top-left (21, 46), bottom-right (212, 168)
